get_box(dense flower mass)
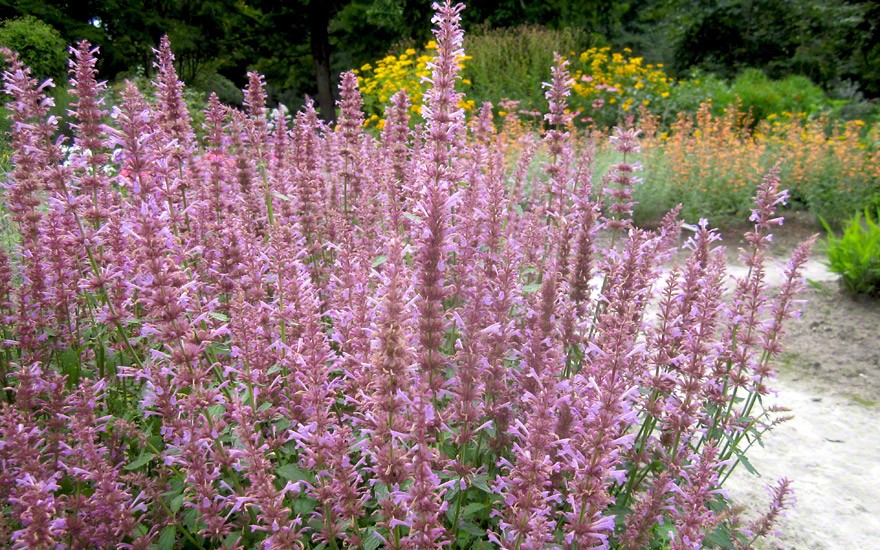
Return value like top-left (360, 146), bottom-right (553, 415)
top-left (569, 46), bottom-right (672, 125)
top-left (0, 2), bottom-right (813, 548)
top-left (635, 105), bottom-right (880, 225)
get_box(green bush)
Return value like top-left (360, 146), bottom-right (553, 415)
top-left (0, 16), bottom-right (67, 82)
top-left (730, 69), bottom-right (828, 122)
top-left (656, 69), bottom-right (833, 127)
top-left (461, 25), bottom-right (587, 112)
top-left (655, 71), bottom-right (734, 123)
top-left (804, 169), bottom-right (879, 228)
top-left (823, 208), bottom-right (880, 297)
top-left (194, 71), bottom-right (244, 105)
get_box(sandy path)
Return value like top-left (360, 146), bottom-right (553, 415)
top-left (725, 383), bottom-right (880, 549)
top-left (723, 254), bottom-right (880, 548)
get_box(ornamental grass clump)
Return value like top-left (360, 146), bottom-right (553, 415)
top-left (0, 2), bottom-right (813, 548)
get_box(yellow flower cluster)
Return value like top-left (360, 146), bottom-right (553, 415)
top-left (569, 47), bottom-right (671, 125)
top-left (354, 41), bottom-right (474, 128)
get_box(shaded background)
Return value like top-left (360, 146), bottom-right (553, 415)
top-left (1, 0), bottom-right (879, 121)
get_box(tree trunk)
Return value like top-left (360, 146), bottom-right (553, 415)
top-left (309, 0), bottom-right (336, 124)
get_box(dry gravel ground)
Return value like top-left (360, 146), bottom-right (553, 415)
top-left (719, 218), bottom-right (880, 549)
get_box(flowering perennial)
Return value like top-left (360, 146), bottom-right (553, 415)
top-left (0, 2), bottom-right (812, 548)
top-left (637, 104), bottom-right (880, 224)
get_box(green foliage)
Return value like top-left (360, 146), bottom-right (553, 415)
top-left (823, 208), bottom-right (880, 297)
top-left (0, 15), bottom-right (67, 82)
top-left (802, 167), bottom-right (879, 228)
top-left (461, 25), bottom-right (588, 112)
top-left (656, 69), bottom-right (832, 126)
top-left (671, 0), bottom-right (869, 89)
top-left (0, 105), bottom-right (11, 172)
top-left (826, 80), bottom-right (880, 125)
top-left (729, 69), bottom-right (829, 121)
top-left (652, 71), bottom-right (732, 124)
top-left (194, 71), bottom-right (244, 105)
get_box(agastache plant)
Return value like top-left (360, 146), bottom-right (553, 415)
top-left (0, 1), bottom-right (812, 548)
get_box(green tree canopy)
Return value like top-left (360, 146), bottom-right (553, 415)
top-left (0, 15), bottom-right (68, 81)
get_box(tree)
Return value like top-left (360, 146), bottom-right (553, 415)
top-left (670, 0), bottom-right (872, 92)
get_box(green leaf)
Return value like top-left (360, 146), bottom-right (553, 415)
top-left (208, 311), bottom-right (230, 322)
top-left (461, 502), bottom-right (486, 519)
top-left (169, 493), bottom-right (184, 513)
top-left (522, 283), bottom-right (541, 293)
top-left (374, 482), bottom-right (389, 500)
top-left (58, 347), bottom-right (82, 379)
top-left (183, 507), bottom-right (199, 530)
top-left (158, 525), bottom-right (176, 550)
top-left (223, 532), bottom-right (242, 548)
top-left (459, 521), bottom-right (486, 537)
top-left (705, 524), bottom-right (736, 548)
top-left (363, 530), bottom-right (383, 550)
top-left (266, 364), bottom-right (282, 375)
top-left (735, 452), bottom-right (759, 475)
top-left (294, 496), bottom-right (316, 515)
top-left (481, 422), bottom-right (496, 438)
top-left (471, 475), bottom-right (492, 493)
top-left (124, 452), bottom-right (154, 471)
top-left (276, 464), bottom-right (311, 482)
top-left (371, 255), bottom-right (388, 267)
top-left (655, 522), bottom-right (675, 541)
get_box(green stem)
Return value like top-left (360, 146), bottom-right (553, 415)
top-left (261, 162), bottom-right (275, 228)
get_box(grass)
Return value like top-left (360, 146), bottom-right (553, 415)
top-left (842, 393), bottom-right (879, 407)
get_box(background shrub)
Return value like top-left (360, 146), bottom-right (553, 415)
top-left (730, 68), bottom-right (829, 122)
top-left (462, 25), bottom-right (586, 112)
top-left (0, 16), bottom-right (67, 83)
